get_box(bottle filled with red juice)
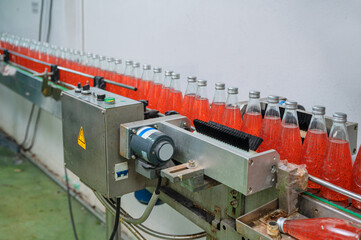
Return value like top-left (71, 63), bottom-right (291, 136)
top-left (321, 112), bottom-right (353, 202)
top-left (192, 80), bottom-right (210, 123)
top-left (277, 217), bottom-right (361, 240)
top-left (110, 59), bottom-right (124, 95)
top-left (103, 58), bottom-right (115, 91)
top-left (156, 70), bottom-right (174, 113)
top-left (98, 55), bottom-right (107, 77)
top-left (89, 54), bottom-right (100, 77)
top-left (257, 95), bottom-right (281, 152)
top-left (210, 83), bottom-right (226, 124)
top-left (123, 60), bottom-right (133, 98)
top-left (147, 67), bottom-right (163, 108)
top-left (180, 76), bottom-right (197, 119)
top-left (130, 62), bottom-right (141, 100)
top-left (275, 101), bottom-right (302, 164)
top-left (139, 64), bottom-right (152, 100)
top-left (241, 91), bottom-right (263, 136)
top-left (300, 105), bottom-right (328, 189)
top-left (166, 73), bottom-right (183, 113)
top-left (221, 87), bottom-right (242, 130)
top-left (352, 145), bottom-right (361, 210)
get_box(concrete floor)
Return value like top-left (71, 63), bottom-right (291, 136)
top-left (0, 146), bottom-right (106, 240)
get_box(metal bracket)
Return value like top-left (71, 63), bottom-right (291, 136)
top-left (93, 76), bottom-right (106, 89)
top-left (227, 189), bottom-right (243, 219)
top-left (34, 69), bottom-right (62, 101)
top-left (3, 50), bottom-right (9, 62)
top-left (211, 206), bottom-right (221, 233)
top-left (50, 64), bottom-right (59, 83)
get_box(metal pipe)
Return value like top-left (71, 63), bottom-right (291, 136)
top-left (7, 50), bottom-right (52, 66)
top-left (308, 175), bottom-right (361, 202)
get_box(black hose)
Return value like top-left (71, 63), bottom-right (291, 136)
top-left (109, 198), bottom-right (121, 240)
top-left (38, 0), bottom-right (44, 41)
top-left (22, 108), bottom-right (41, 152)
top-left (46, 0), bottom-right (53, 43)
top-left (155, 176), bottom-right (162, 195)
top-left (19, 104), bottom-right (35, 149)
top-left (64, 165), bottom-right (79, 240)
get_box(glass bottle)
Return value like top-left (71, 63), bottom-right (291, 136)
top-left (123, 60), bottom-right (133, 98)
top-left (90, 54), bottom-right (100, 76)
top-left (147, 67), bottom-right (162, 109)
top-left (209, 83), bottom-right (226, 124)
top-left (241, 90), bottom-right (263, 136)
top-left (130, 62), bottom-right (141, 100)
top-left (98, 55), bottom-right (107, 78)
top-left (192, 80), bottom-right (210, 123)
top-left (166, 73), bottom-right (183, 113)
top-left (139, 64), bottom-right (152, 100)
top-left (300, 105), bottom-right (328, 189)
top-left (352, 146), bottom-right (361, 210)
top-left (277, 217), bottom-right (361, 240)
top-left (157, 70), bottom-right (174, 113)
top-left (180, 76), bottom-right (197, 119)
top-left (320, 112), bottom-right (353, 202)
top-left (275, 101), bottom-right (302, 164)
top-left (221, 87), bottom-right (242, 130)
top-left (110, 59), bottom-right (124, 95)
top-left (257, 95), bottom-right (281, 152)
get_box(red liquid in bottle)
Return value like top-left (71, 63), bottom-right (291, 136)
top-left (180, 94), bottom-right (196, 119)
top-left (300, 129), bottom-right (328, 189)
top-left (209, 102), bottom-right (225, 124)
top-left (282, 217), bottom-right (361, 240)
top-left (167, 90), bottom-right (183, 113)
top-left (221, 107), bottom-right (242, 130)
top-left (192, 98), bottom-right (210, 122)
top-left (352, 146), bottom-right (361, 210)
top-left (275, 124), bottom-right (302, 164)
top-left (148, 83), bottom-right (162, 109)
top-left (157, 88), bottom-right (170, 113)
top-left (321, 139), bottom-right (353, 201)
top-left (241, 112), bottom-right (263, 136)
top-left (257, 116), bottom-right (281, 152)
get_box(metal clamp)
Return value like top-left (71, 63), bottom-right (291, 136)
top-left (35, 69), bottom-right (62, 101)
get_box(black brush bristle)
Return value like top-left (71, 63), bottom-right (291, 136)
top-left (193, 119), bottom-right (250, 151)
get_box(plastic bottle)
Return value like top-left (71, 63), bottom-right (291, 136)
top-left (300, 105), bottom-right (328, 189)
top-left (147, 67), bottom-right (163, 108)
top-left (166, 73), bottom-right (183, 113)
top-left (257, 95), bottom-right (281, 152)
top-left (139, 64), bottom-right (152, 100)
top-left (192, 80), bottom-right (210, 123)
top-left (275, 101), bottom-right (302, 164)
top-left (221, 87), bottom-right (242, 130)
top-left (157, 70), bottom-right (174, 113)
top-left (123, 60), bottom-right (133, 98)
top-left (180, 76), bottom-right (197, 119)
top-left (241, 90), bottom-right (263, 136)
top-left (209, 83), bottom-right (226, 124)
top-left (321, 112), bottom-right (353, 202)
top-left (277, 217), bottom-right (361, 240)
top-left (130, 62), bottom-right (141, 100)
top-left (352, 146), bottom-right (361, 210)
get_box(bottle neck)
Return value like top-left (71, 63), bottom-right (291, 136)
top-left (265, 103), bottom-right (280, 118)
top-left (115, 63), bottom-right (123, 74)
top-left (282, 109), bottom-right (299, 126)
top-left (124, 65), bottom-right (133, 76)
top-left (196, 86), bottom-right (208, 99)
top-left (153, 72), bottom-right (162, 84)
top-left (141, 69), bottom-right (152, 81)
top-left (185, 82), bottom-right (197, 95)
top-left (170, 79), bottom-right (181, 91)
top-left (308, 114), bottom-right (327, 132)
top-left (226, 93), bottom-right (239, 108)
top-left (131, 67), bottom-right (141, 78)
top-left (212, 89), bottom-right (226, 103)
top-left (163, 75), bottom-right (172, 88)
top-left (246, 98), bottom-right (261, 113)
top-left (329, 122), bottom-right (349, 142)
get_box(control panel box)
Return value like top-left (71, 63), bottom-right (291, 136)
top-left (61, 87), bottom-right (150, 197)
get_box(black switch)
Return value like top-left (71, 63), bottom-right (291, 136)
top-left (97, 94), bottom-right (106, 101)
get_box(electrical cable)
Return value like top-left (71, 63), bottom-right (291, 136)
top-left (19, 103), bottom-right (35, 148)
top-left (22, 107), bottom-right (41, 152)
top-left (46, 0), bottom-right (53, 43)
top-left (64, 165), bottom-right (79, 240)
top-left (38, 0), bottom-right (44, 41)
top-left (109, 198), bottom-right (121, 240)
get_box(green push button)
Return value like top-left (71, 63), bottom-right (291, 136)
top-left (104, 97), bottom-right (115, 104)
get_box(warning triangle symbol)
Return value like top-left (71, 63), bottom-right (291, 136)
top-left (78, 126), bottom-right (86, 150)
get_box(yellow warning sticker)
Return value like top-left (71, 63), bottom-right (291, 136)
top-left (78, 126), bottom-right (86, 150)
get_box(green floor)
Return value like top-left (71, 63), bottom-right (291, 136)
top-left (0, 146), bottom-right (106, 240)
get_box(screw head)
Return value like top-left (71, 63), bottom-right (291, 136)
top-left (132, 129), bottom-right (137, 134)
top-left (154, 124), bottom-right (158, 129)
top-left (131, 155), bottom-right (136, 160)
top-left (188, 159), bottom-right (196, 168)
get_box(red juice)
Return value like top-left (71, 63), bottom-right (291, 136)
top-left (300, 129), bottom-right (328, 189)
top-left (167, 90), bottom-right (183, 113)
top-left (281, 217), bottom-right (361, 240)
top-left (352, 146), bottom-right (361, 210)
top-left (157, 87), bottom-right (170, 113)
top-left (148, 83), bottom-right (162, 109)
top-left (241, 112), bottom-right (263, 136)
top-left (275, 124), bottom-right (302, 164)
top-left (321, 139), bottom-right (353, 201)
top-left (257, 116), bottom-right (281, 152)
top-left (209, 102), bottom-right (225, 124)
top-left (180, 94), bottom-right (196, 119)
top-left (221, 106), bottom-right (242, 130)
top-left (127, 76), bottom-right (137, 99)
top-left (192, 98), bottom-right (210, 122)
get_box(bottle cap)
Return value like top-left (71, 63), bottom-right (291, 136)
top-left (197, 79), bottom-right (207, 86)
top-left (115, 59), bottom-right (122, 64)
top-left (125, 60), bottom-right (133, 65)
top-left (86, 52), bottom-right (93, 57)
top-left (165, 70), bottom-right (173, 76)
top-left (333, 112), bottom-right (347, 123)
top-left (106, 57), bottom-right (115, 62)
top-left (285, 100), bottom-right (297, 110)
top-left (249, 90), bottom-right (260, 99)
top-left (268, 95), bottom-right (279, 104)
top-left (228, 87), bottom-right (238, 94)
top-left (312, 105), bottom-right (326, 115)
top-left (276, 218), bottom-right (287, 233)
top-left (153, 67), bottom-right (162, 73)
top-left (172, 73), bottom-right (180, 79)
top-left (187, 76), bottom-right (197, 82)
top-left (92, 54), bottom-right (99, 59)
top-left (99, 55), bottom-right (106, 61)
top-left (215, 82), bottom-right (225, 90)
top-left (133, 62), bottom-right (140, 67)
top-left (143, 64), bottom-right (151, 70)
